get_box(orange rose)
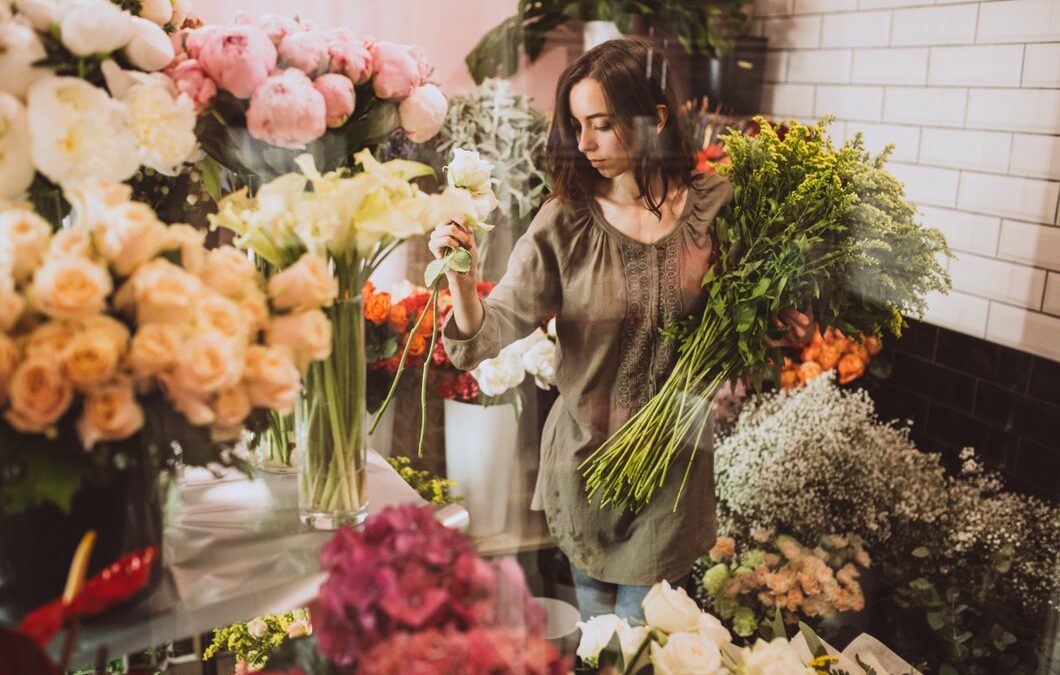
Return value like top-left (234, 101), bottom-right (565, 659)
top-left (405, 332), bottom-right (426, 358)
top-left (863, 334), bottom-right (882, 356)
top-left (364, 292), bottom-right (391, 325)
top-left (388, 303), bottom-right (408, 333)
top-left (798, 361), bottom-right (823, 384)
top-left (780, 368), bottom-right (799, 390)
top-left (415, 307), bottom-right (435, 336)
top-left (361, 281), bottom-right (375, 302)
top-left (801, 344), bottom-right (820, 363)
top-left (838, 353), bottom-right (865, 384)
top-left (817, 343), bottom-right (842, 370)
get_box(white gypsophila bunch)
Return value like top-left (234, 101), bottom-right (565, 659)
top-left (715, 373), bottom-right (950, 550)
top-left (935, 448), bottom-right (1060, 616)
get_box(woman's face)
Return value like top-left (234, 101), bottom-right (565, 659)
top-left (568, 78), bottom-right (632, 179)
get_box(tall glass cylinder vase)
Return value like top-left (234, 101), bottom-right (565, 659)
top-left (296, 292), bottom-right (369, 529)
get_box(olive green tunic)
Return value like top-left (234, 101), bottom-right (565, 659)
top-left (442, 172), bottom-right (734, 585)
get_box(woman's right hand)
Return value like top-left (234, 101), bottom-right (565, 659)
top-left (427, 219), bottom-right (479, 292)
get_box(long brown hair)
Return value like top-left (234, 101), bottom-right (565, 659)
top-left (547, 37), bottom-right (695, 219)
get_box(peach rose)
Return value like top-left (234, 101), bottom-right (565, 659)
top-left (93, 201), bottom-right (171, 277)
top-left (116, 258), bottom-right (202, 324)
top-left (61, 329), bottom-right (122, 389)
top-left (75, 315), bottom-right (130, 355)
top-left (237, 289), bottom-right (270, 334)
top-left (837, 353), bottom-right (865, 385)
top-left (4, 354), bottom-right (73, 433)
top-left (128, 322), bottom-right (184, 384)
top-left (31, 255), bottom-right (113, 320)
top-left (266, 309), bottom-right (332, 372)
top-left (23, 321), bottom-right (77, 358)
top-left (48, 227), bottom-right (93, 259)
top-left (0, 285), bottom-right (24, 333)
top-left (164, 223), bottom-right (208, 275)
top-left (210, 383), bottom-right (251, 440)
top-left (76, 377), bottom-right (144, 448)
top-left (267, 252), bottom-right (336, 313)
top-left (0, 207), bottom-right (51, 284)
top-left (159, 371), bottom-right (215, 426)
top-left (0, 333), bottom-right (20, 406)
top-left (169, 331), bottom-right (243, 396)
top-left (195, 293), bottom-right (250, 345)
top-left (243, 345), bottom-right (300, 413)
top-left (199, 246), bottom-right (259, 296)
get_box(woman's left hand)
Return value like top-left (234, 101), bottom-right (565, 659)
top-left (765, 304), bottom-right (815, 348)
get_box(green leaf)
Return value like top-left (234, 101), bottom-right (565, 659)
top-left (926, 611), bottom-right (946, 631)
top-left (424, 257), bottom-right (449, 287)
top-left (201, 155), bottom-right (223, 203)
top-left (0, 438), bottom-right (82, 514)
top-left (798, 622), bottom-right (825, 658)
top-left (448, 247), bottom-right (474, 273)
top-left (770, 606), bottom-right (786, 640)
top-left (939, 666), bottom-right (959, 675)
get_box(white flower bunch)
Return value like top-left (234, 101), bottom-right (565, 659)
top-left (0, 4), bottom-right (196, 198)
top-left (0, 181), bottom-right (333, 446)
top-left (715, 372), bottom-right (950, 550)
top-left (471, 326), bottom-right (556, 398)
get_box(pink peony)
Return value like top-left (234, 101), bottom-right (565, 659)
top-left (369, 41), bottom-right (429, 100)
top-left (326, 28), bottom-right (372, 84)
top-left (398, 83), bottom-right (446, 143)
top-left (278, 30), bottom-right (329, 76)
top-left (313, 73), bottom-right (355, 128)
top-left (164, 59), bottom-right (217, 112)
top-left (197, 25), bottom-right (277, 99)
top-left (246, 68), bottom-right (326, 148)
top-left (168, 30), bottom-right (189, 66)
top-left (256, 13), bottom-right (300, 46)
top-left (184, 25), bottom-right (220, 59)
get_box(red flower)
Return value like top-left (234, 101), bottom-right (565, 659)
top-left (358, 626), bottom-right (569, 675)
top-left (453, 372), bottom-right (479, 402)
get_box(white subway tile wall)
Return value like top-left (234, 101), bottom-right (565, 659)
top-left (753, 0), bottom-right (1060, 360)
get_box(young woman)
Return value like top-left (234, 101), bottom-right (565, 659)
top-left (430, 38), bottom-right (813, 620)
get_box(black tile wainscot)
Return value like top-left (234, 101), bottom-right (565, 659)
top-left (867, 319), bottom-right (1060, 501)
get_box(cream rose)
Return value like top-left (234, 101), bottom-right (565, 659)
top-left (116, 258), bottom-right (202, 324)
top-left (66, 177), bottom-right (131, 232)
top-left (738, 638), bottom-right (815, 675)
top-left (266, 309), bottom-right (332, 373)
top-left (650, 632), bottom-right (723, 675)
top-left (47, 227), bottom-right (93, 259)
top-left (0, 207), bottom-right (51, 284)
top-left (31, 255), bottom-right (113, 320)
top-left (576, 614), bottom-right (626, 667)
top-left (695, 612), bottom-right (733, 648)
top-left (246, 617), bottom-right (268, 639)
top-left (61, 329), bottom-right (121, 389)
top-left (128, 322), bottom-right (184, 383)
top-left (93, 200), bottom-right (170, 277)
top-left (0, 333), bottom-right (21, 406)
top-left (643, 581), bottom-right (703, 634)
top-left (199, 246), bottom-right (259, 297)
top-left (4, 354), bottom-right (74, 433)
top-left (169, 331), bottom-right (243, 397)
top-left (76, 377), bottom-right (144, 448)
top-left (195, 293), bottom-right (250, 345)
top-left (210, 383), bottom-right (251, 441)
top-left (243, 345), bottom-right (300, 413)
top-left (267, 252), bottom-right (336, 313)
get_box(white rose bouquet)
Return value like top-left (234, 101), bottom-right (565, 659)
top-left (0, 182), bottom-right (329, 514)
top-left (0, 2), bottom-right (198, 216)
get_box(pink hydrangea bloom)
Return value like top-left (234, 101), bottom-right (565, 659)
top-left (197, 25), bottom-right (277, 99)
top-left (312, 73), bottom-right (355, 128)
top-left (246, 68), bottom-right (326, 148)
top-left (164, 59), bottom-right (217, 112)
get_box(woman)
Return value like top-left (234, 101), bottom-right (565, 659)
top-left (430, 38), bottom-right (812, 620)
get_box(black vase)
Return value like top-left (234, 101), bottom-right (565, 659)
top-left (0, 463), bottom-right (164, 625)
top-left (690, 36), bottom-right (770, 115)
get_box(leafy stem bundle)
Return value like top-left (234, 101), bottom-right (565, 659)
top-left (580, 117), bottom-right (951, 513)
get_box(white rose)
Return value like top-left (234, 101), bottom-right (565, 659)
top-left (643, 581), bottom-right (703, 635)
top-left (576, 614), bottom-right (626, 667)
top-left (430, 186), bottom-right (487, 231)
top-left (266, 310), bottom-right (332, 373)
top-left (93, 201), bottom-right (170, 276)
top-left (246, 617), bottom-right (268, 639)
top-left (169, 330), bottom-right (243, 397)
top-left (696, 612), bottom-right (733, 648)
top-left (76, 376), bottom-right (144, 448)
top-left (137, 0), bottom-right (171, 26)
top-left (4, 354), bottom-right (73, 433)
top-left (0, 20), bottom-right (47, 98)
top-left (59, 0), bottom-right (135, 57)
top-left (0, 206), bottom-right (51, 283)
top-left (398, 83), bottom-right (446, 143)
top-left (650, 632), bottom-right (723, 675)
top-left (446, 148), bottom-right (493, 194)
top-left (738, 638), bottom-right (816, 675)
top-left (0, 93), bottom-right (34, 200)
top-left (617, 624), bottom-right (652, 670)
top-left (15, 0), bottom-right (59, 32)
top-left (123, 16), bottom-right (175, 72)
top-left (0, 333), bottom-right (21, 406)
top-left (28, 76), bottom-right (139, 187)
top-left (31, 255), bottom-right (113, 320)
top-left (267, 252), bottom-right (337, 313)
top-left (471, 351), bottom-right (525, 398)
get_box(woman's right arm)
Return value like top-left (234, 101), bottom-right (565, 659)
top-left (427, 220), bottom-right (483, 338)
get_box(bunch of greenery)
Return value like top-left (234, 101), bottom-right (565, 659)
top-left (581, 117), bottom-right (951, 512)
top-left (466, 0), bottom-right (752, 84)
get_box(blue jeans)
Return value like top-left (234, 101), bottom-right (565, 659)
top-left (571, 564), bottom-right (692, 622)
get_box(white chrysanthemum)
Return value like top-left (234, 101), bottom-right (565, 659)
top-left (0, 92), bottom-right (34, 199)
top-left (27, 76), bottom-right (139, 187)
